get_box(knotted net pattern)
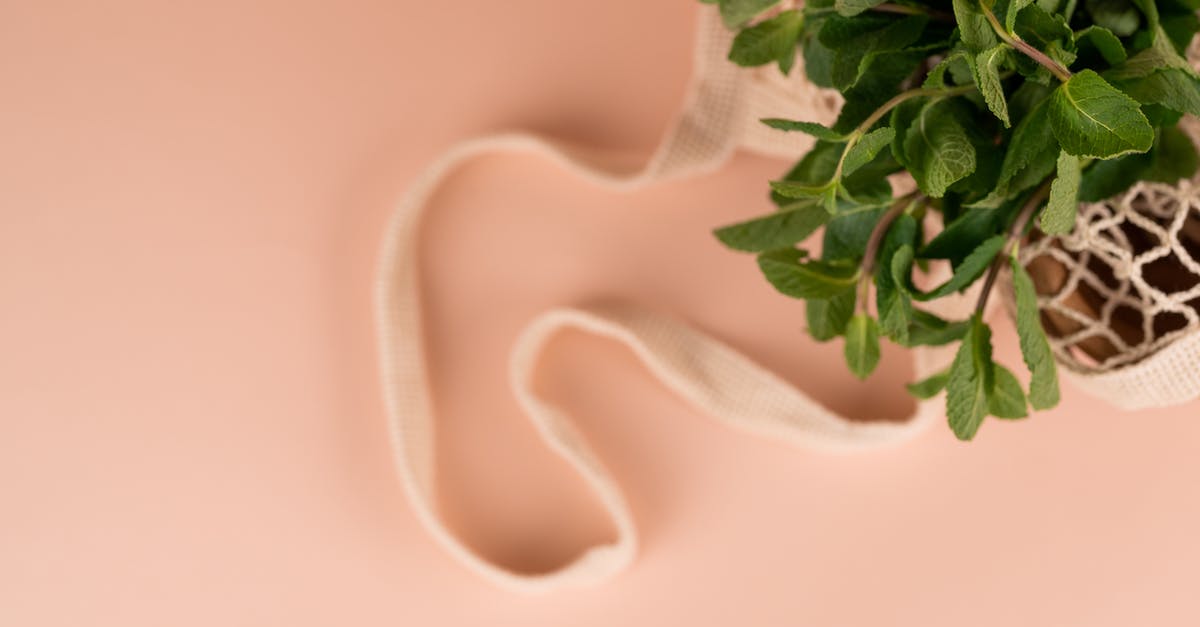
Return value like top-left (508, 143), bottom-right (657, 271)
top-left (1013, 41), bottom-right (1200, 374)
top-left (1019, 176), bottom-right (1200, 372)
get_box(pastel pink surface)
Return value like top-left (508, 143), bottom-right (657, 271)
top-left (2, 1), bottom-right (1199, 625)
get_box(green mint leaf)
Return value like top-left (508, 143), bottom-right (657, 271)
top-left (1010, 9), bottom-right (1075, 84)
top-left (1075, 118), bottom-right (1198, 201)
top-left (771, 141), bottom-right (842, 206)
top-left (760, 118), bottom-right (848, 140)
top-left (823, 204), bottom-right (888, 260)
top-left (989, 364), bottom-right (1030, 419)
top-left (974, 44), bottom-right (1014, 127)
top-left (1049, 69), bottom-right (1154, 159)
top-left (1000, 100), bottom-right (1059, 193)
top-left (821, 186), bottom-right (840, 213)
top-left (817, 12), bottom-right (887, 48)
top-left (1074, 26), bottom-right (1128, 65)
top-left (1111, 69), bottom-right (1200, 118)
top-left (770, 179), bottom-right (835, 199)
top-left (834, 0), bottom-right (887, 17)
top-left (842, 127), bottom-right (896, 177)
top-left (807, 289), bottom-right (857, 341)
top-left (949, 130), bottom-right (1005, 197)
top-left (878, 283), bottom-right (914, 344)
top-left (973, 99), bottom-right (1059, 207)
top-left (757, 249), bottom-right (859, 299)
top-left (914, 235), bottom-right (1006, 301)
top-left (1160, 13), bottom-right (1200, 54)
top-left (922, 51), bottom-right (970, 89)
top-left (801, 22), bottom-right (837, 88)
top-left (1144, 125), bottom-right (1200, 185)
top-left (1126, 0), bottom-right (1158, 34)
top-left (1085, 0), bottom-right (1141, 37)
top-left (1078, 151), bottom-right (1151, 201)
top-left (907, 370), bottom-right (950, 399)
top-left (890, 243), bottom-right (916, 290)
top-left (906, 310), bottom-right (971, 346)
top-left (1105, 28), bottom-right (1194, 81)
top-left (840, 176), bottom-right (894, 207)
top-left (1002, 0), bottom-right (1037, 32)
top-left (889, 97), bottom-right (927, 165)
top-left (844, 313), bottom-right (882, 379)
top-left (1010, 255), bottom-right (1061, 409)
top-left (946, 315), bottom-right (995, 440)
top-left (1007, 80), bottom-right (1056, 122)
top-left (1080, 119), bottom-right (1200, 198)
top-left (879, 214), bottom-right (918, 272)
top-left (875, 214), bottom-right (918, 343)
top-left (904, 99), bottom-right (978, 197)
top-left (821, 14), bottom-right (929, 91)
top-left (771, 140), bottom-right (893, 209)
top-left (833, 51), bottom-right (926, 133)
top-left (1104, 29), bottom-right (1199, 117)
top-left (714, 201), bottom-right (830, 252)
top-left (1013, 3), bottom-right (1072, 45)
top-left (778, 47), bottom-right (797, 75)
top-left (1041, 151), bottom-right (1080, 235)
top-left (719, 0), bottom-right (781, 29)
top-left (729, 10), bottom-right (804, 69)
top-left (953, 0), bottom-right (999, 51)
top-left (921, 206), bottom-right (1005, 261)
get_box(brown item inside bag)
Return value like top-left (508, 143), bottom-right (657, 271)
top-left (1020, 188), bottom-right (1200, 370)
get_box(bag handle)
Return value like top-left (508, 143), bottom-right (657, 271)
top-left (374, 8), bottom-right (954, 593)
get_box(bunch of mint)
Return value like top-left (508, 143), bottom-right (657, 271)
top-left (705, 0), bottom-right (1200, 439)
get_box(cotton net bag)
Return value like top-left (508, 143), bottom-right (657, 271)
top-left (1003, 113), bottom-right (1200, 408)
top-left (375, 6), bottom-right (1200, 593)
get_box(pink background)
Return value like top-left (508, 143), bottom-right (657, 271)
top-left (4, 1), bottom-right (1200, 625)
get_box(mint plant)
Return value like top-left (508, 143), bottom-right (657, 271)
top-left (707, 0), bottom-right (1200, 439)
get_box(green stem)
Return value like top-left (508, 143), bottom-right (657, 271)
top-left (979, 3), bottom-right (1072, 82)
top-left (974, 179), bottom-right (1053, 316)
top-left (858, 84), bottom-right (976, 135)
top-left (832, 83), bottom-right (976, 183)
top-left (858, 192), bottom-right (922, 314)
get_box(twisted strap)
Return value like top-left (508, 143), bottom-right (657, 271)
top-left (374, 9), bottom-right (952, 593)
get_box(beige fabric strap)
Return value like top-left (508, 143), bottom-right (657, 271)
top-left (374, 9), bottom-right (960, 593)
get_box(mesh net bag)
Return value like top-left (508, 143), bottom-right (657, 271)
top-left (1018, 169), bottom-right (1200, 371)
top-left (1009, 119), bottom-right (1200, 409)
